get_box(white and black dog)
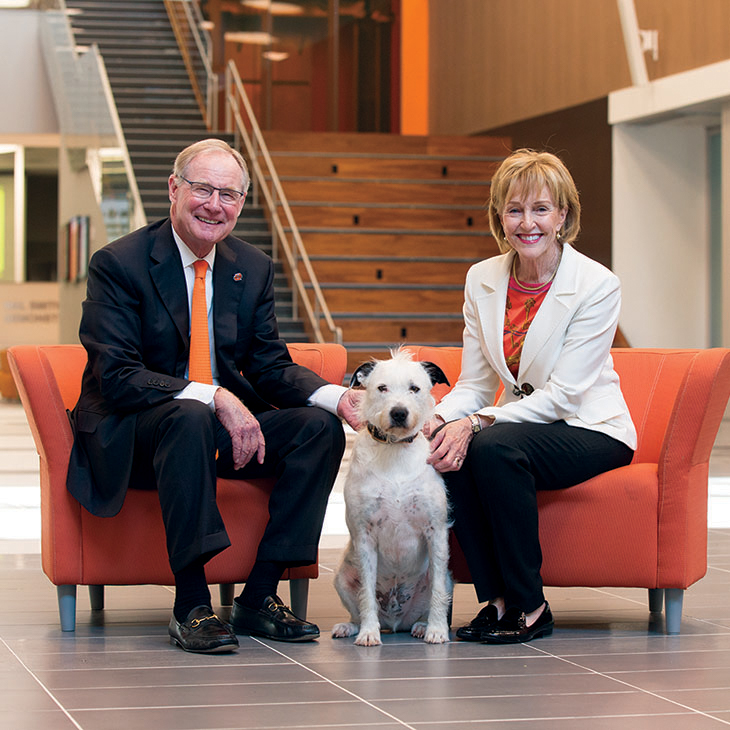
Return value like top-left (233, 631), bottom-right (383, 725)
top-left (332, 349), bottom-right (453, 646)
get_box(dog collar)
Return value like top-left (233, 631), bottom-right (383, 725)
top-left (366, 422), bottom-right (417, 444)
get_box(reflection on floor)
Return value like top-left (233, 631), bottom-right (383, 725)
top-left (1, 400), bottom-right (730, 729)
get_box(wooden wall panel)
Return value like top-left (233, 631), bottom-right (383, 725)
top-left (636, 0), bottom-right (730, 81)
top-left (428, 0), bottom-right (730, 135)
top-left (428, 0), bottom-right (630, 133)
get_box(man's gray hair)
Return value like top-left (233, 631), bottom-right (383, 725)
top-left (172, 138), bottom-right (250, 193)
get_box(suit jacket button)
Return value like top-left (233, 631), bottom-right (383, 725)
top-left (521, 383), bottom-right (534, 395)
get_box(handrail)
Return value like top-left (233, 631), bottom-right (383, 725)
top-left (224, 60), bottom-right (342, 345)
top-left (160, 1), bottom-right (340, 343)
top-left (92, 45), bottom-right (147, 232)
top-left (164, 0), bottom-right (218, 130)
top-left (40, 2), bottom-right (146, 235)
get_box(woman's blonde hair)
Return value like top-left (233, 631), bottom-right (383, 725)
top-left (487, 148), bottom-right (581, 253)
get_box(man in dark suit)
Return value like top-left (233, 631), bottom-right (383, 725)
top-left (67, 139), bottom-right (360, 653)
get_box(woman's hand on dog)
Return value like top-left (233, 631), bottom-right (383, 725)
top-left (426, 417), bottom-right (472, 472)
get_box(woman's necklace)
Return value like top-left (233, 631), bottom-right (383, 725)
top-left (511, 251), bottom-right (561, 292)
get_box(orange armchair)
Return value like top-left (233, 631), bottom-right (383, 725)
top-left (407, 346), bottom-right (730, 634)
top-left (8, 342), bottom-right (347, 631)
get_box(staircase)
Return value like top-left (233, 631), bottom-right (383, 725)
top-left (264, 131), bottom-right (510, 372)
top-left (63, 0), bottom-right (307, 341)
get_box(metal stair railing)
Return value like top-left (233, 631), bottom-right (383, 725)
top-left (223, 60), bottom-right (342, 345)
top-left (164, 0), bottom-right (218, 131)
top-left (158, 0), bottom-right (340, 344)
top-left (40, 1), bottom-right (146, 239)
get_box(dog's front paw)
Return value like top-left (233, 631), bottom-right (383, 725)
top-left (332, 622), bottom-right (359, 638)
top-left (423, 622), bottom-right (450, 644)
top-left (411, 621), bottom-right (427, 638)
top-left (354, 627), bottom-right (382, 646)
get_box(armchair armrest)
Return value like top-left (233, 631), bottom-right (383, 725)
top-left (656, 348), bottom-right (730, 586)
top-left (287, 342), bottom-right (347, 385)
top-left (8, 345), bottom-right (86, 581)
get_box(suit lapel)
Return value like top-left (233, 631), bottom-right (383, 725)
top-left (212, 238), bottom-right (248, 347)
top-left (149, 221), bottom-right (188, 344)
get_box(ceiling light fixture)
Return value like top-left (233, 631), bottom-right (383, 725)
top-left (262, 51), bottom-right (289, 61)
top-left (225, 31), bottom-right (276, 45)
top-left (240, 0), bottom-right (305, 15)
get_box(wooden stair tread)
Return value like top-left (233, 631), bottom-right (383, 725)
top-left (264, 130), bottom-right (510, 156)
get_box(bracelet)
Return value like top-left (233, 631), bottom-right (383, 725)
top-left (468, 413), bottom-right (482, 434)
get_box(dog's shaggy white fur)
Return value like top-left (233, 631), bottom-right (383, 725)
top-left (332, 349), bottom-right (453, 646)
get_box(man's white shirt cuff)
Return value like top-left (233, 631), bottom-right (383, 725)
top-left (175, 382), bottom-right (219, 409)
top-left (309, 383), bottom-right (347, 414)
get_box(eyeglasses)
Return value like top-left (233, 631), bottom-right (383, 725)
top-left (177, 176), bottom-right (246, 205)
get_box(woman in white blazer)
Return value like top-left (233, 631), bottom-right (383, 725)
top-left (426, 149), bottom-right (636, 644)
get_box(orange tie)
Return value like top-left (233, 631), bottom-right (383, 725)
top-left (189, 259), bottom-right (213, 384)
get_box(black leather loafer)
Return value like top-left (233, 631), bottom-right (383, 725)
top-left (481, 602), bottom-right (554, 644)
top-left (168, 605), bottom-right (239, 653)
top-left (455, 604), bottom-right (500, 642)
top-left (230, 595), bottom-right (320, 642)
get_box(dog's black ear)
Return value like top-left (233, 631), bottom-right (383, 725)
top-left (420, 361), bottom-right (450, 387)
top-left (350, 360), bottom-right (376, 388)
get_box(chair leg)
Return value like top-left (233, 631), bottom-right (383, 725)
top-left (89, 585), bottom-right (104, 611)
top-left (664, 588), bottom-right (684, 634)
top-left (289, 578), bottom-right (309, 620)
top-left (648, 588), bottom-right (664, 613)
top-left (219, 583), bottom-right (235, 606)
top-left (57, 585), bottom-right (77, 632)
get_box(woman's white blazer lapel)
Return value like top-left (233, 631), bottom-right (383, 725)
top-left (518, 244), bottom-right (579, 381)
top-left (473, 252), bottom-right (513, 386)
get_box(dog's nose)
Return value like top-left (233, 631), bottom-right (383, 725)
top-left (390, 407), bottom-right (408, 426)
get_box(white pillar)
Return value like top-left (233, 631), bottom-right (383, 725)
top-left (13, 145), bottom-right (25, 284)
top-left (722, 104), bottom-right (730, 346)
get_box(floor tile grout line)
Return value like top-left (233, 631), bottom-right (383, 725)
top-left (528, 644), bottom-right (730, 725)
top-left (708, 565), bottom-right (730, 574)
top-left (581, 586), bottom-right (658, 607)
top-left (690, 617), bottom-right (730, 632)
top-left (410, 711), bottom-right (721, 725)
top-left (68, 699), bottom-right (381, 714)
top-left (0, 636), bottom-right (86, 729)
top-left (252, 637), bottom-right (420, 730)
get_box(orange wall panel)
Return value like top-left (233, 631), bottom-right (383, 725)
top-left (400, 0), bottom-right (429, 135)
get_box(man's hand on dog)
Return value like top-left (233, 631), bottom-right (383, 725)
top-left (337, 389), bottom-right (364, 430)
top-left (214, 387), bottom-right (266, 469)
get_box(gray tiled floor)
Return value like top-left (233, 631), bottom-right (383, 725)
top-left (1, 537), bottom-right (730, 729)
top-left (1, 401), bottom-right (730, 729)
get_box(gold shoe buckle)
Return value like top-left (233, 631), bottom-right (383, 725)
top-left (190, 613), bottom-right (218, 628)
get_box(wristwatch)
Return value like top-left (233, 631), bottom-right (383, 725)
top-left (468, 413), bottom-right (482, 434)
